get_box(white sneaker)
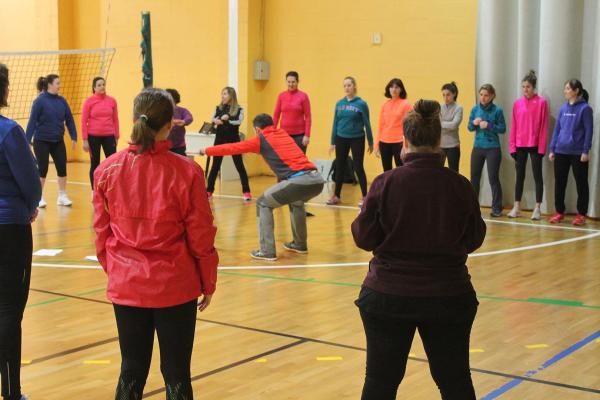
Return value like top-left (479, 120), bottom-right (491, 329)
top-left (38, 198), bottom-right (47, 208)
top-left (507, 206), bottom-right (520, 218)
top-left (531, 207), bottom-right (541, 220)
top-left (57, 193), bottom-right (73, 206)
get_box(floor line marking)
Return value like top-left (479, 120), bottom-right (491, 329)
top-left (24, 287), bottom-right (600, 395)
top-left (83, 359), bottom-right (110, 364)
top-left (316, 356), bottom-right (343, 361)
top-left (481, 329), bottom-right (600, 399)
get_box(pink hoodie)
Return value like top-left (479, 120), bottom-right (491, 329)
top-left (81, 93), bottom-right (120, 140)
top-left (509, 94), bottom-right (548, 154)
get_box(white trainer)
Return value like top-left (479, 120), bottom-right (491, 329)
top-left (57, 193), bottom-right (73, 206)
top-left (38, 198), bottom-right (47, 208)
top-left (507, 206), bottom-right (520, 218)
top-left (531, 207), bottom-right (541, 220)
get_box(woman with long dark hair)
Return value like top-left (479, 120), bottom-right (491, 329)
top-left (81, 77), bottom-right (119, 190)
top-left (0, 63), bottom-right (41, 400)
top-left (353, 99), bottom-right (485, 400)
top-left (25, 74), bottom-right (77, 207)
top-left (548, 79), bottom-right (593, 225)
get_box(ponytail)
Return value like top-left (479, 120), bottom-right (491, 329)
top-left (131, 88), bottom-right (174, 154)
top-left (37, 74), bottom-right (59, 92)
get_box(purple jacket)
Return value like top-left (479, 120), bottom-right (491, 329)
top-left (168, 106), bottom-right (193, 149)
top-left (550, 98), bottom-right (593, 155)
top-left (351, 152), bottom-right (486, 297)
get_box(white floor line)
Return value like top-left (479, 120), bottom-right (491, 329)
top-left (32, 231), bottom-right (600, 271)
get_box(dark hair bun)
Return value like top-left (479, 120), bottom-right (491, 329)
top-left (414, 99), bottom-right (441, 120)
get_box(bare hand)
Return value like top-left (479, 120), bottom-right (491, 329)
top-left (72, 141), bottom-right (77, 151)
top-left (173, 119), bottom-right (185, 127)
top-left (221, 114), bottom-right (230, 121)
top-left (473, 118), bottom-right (482, 126)
top-left (302, 136), bottom-right (310, 146)
top-left (329, 145), bottom-right (335, 155)
top-left (479, 121), bottom-right (489, 129)
top-left (375, 149), bottom-right (380, 158)
top-left (581, 153), bottom-right (589, 162)
top-left (31, 208), bottom-right (39, 223)
top-left (367, 145), bottom-right (373, 155)
top-left (213, 118), bottom-right (222, 125)
top-left (198, 294), bottom-right (212, 311)
top-left (549, 153), bottom-right (555, 161)
top-left (82, 140), bottom-right (89, 152)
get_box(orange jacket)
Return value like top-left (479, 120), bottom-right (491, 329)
top-left (93, 140), bottom-right (218, 307)
top-left (376, 98), bottom-right (412, 149)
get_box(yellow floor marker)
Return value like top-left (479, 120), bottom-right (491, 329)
top-left (469, 348), bottom-right (485, 353)
top-left (255, 358), bottom-right (268, 363)
top-left (408, 353), bottom-right (416, 357)
top-left (316, 356), bottom-right (343, 361)
top-left (84, 360), bottom-right (111, 364)
top-left (526, 344), bottom-right (549, 349)
top-left (21, 360), bottom-right (32, 364)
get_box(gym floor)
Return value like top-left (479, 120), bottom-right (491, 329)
top-left (23, 163), bottom-right (600, 399)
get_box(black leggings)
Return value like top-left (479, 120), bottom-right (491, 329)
top-left (379, 141), bottom-right (402, 171)
top-left (441, 147), bottom-right (460, 173)
top-left (206, 133), bottom-right (250, 193)
top-left (356, 287), bottom-right (478, 400)
top-left (291, 134), bottom-right (307, 154)
top-left (0, 224), bottom-right (32, 400)
top-left (470, 147), bottom-right (503, 213)
top-left (514, 147), bottom-right (543, 203)
top-left (334, 136), bottom-right (368, 197)
top-left (113, 299), bottom-right (198, 399)
top-left (33, 139), bottom-right (67, 178)
top-left (554, 154), bottom-right (589, 215)
top-left (88, 135), bottom-right (117, 189)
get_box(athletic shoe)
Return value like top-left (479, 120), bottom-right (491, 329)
top-left (531, 207), bottom-right (541, 221)
top-left (207, 192), bottom-right (213, 199)
top-left (358, 197), bottom-right (365, 208)
top-left (306, 212), bottom-right (315, 217)
top-left (57, 193), bottom-right (72, 206)
top-left (243, 192), bottom-right (252, 202)
top-left (507, 206), bottom-right (520, 218)
top-left (283, 241), bottom-right (308, 254)
top-left (21, 395), bottom-right (29, 400)
top-left (326, 195), bottom-right (340, 205)
top-left (38, 198), bottom-right (47, 208)
top-left (490, 210), bottom-right (503, 218)
top-left (572, 214), bottom-right (586, 226)
top-left (549, 213), bottom-right (564, 224)
top-left (250, 250), bottom-right (277, 261)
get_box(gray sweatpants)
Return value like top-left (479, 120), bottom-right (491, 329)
top-left (256, 171), bottom-right (325, 256)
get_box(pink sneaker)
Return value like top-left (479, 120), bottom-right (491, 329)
top-left (243, 192), bottom-right (252, 202)
top-left (572, 214), bottom-right (586, 226)
top-left (326, 195), bottom-right (340, 205)
top-left (207, 192), bottom-right (213, 199)
top-left (549, 213), bottom-right (564, 224)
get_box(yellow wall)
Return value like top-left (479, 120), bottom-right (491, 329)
top-left (255, 0), bottom-right (478, 176)
top-left (0, 0), bottom-right (59, 52)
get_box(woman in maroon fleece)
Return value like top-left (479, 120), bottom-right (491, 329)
top-left (352, 99), bottom-right (486, 400)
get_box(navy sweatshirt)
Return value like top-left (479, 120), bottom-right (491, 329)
top-left (25, 92), bottom-right (77, 143)
top-left (0, 115), bottom-right (42, 224)
top-left (351, 152), bottom-right (486, 297)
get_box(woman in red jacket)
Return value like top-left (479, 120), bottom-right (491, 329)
top-left (93, 88), bottom-right (218, 399)
top-left (81, 77), bottom-right (119, 190)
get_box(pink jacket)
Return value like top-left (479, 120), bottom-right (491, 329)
top-left (509, 95), bottom-right (548, 154)
top-left (81, 93), bottom-right (120, 140)
top-left (273, 90), bottom-right (312, 137)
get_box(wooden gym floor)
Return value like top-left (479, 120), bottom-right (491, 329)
top-left (23, 162), bottom-right (600, 399)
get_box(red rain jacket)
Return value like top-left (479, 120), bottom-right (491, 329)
top-left (93, 140), bottom-right (218, 307)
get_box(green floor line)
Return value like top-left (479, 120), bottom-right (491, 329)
top-left (26, 297), bottom-right (67, 308)
top-left (76, 287), bottom-right (106, 296)
top-left (219, 271), bottom-right (600, 309)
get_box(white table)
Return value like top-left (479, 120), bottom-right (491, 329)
top-left (185, 132), bottom-right (240, 181)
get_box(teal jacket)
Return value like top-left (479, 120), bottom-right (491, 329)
top-left (467, 102), bottom-right (506, 149)
top-left (331, 96), bottom-right (373, 145)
